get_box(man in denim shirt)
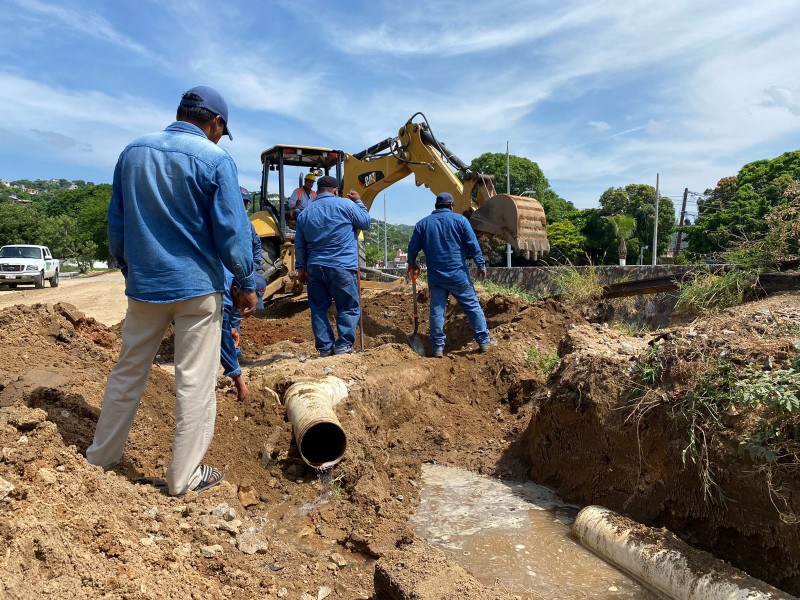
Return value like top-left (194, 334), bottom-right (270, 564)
top-left (407, 192), bottom-right (496, 358)
top-left (87, 86), bottom-right (257, 496)
top-left (295, 175), bottom-right (371, 356)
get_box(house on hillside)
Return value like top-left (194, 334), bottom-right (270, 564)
top-left (68, 184), bottom-right (78, 190)
top-left (385, 249), bottom-right (408, 269)
top-left (0, 180), bottom-right (9, 188)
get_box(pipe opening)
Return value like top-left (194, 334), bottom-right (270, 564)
top-left (300, 422), bottom-right (347, 466)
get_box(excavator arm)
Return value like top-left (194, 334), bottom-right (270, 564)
top-left (342, 117), bottom-right (549, 258)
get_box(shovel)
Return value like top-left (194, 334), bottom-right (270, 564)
top-left (407, 271), bottom-right (426, 356)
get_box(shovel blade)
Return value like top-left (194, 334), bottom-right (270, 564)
top-left (407, 333), bottom-right (426, 356)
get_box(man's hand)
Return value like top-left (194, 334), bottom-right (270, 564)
top-left (408, 264), bottom-right (421, 280)
top-left (235, 290), bottom-right (258, 318)
top-left (347, 189), bottom-right (361, 202)
top-left (231, 328), bottom-right (241, 349)
top-left (478, 269), bottom-right (487, 280)
top-left (297, 270), bottom-right (308, 285)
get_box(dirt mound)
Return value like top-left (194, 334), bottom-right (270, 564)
top-left (6, 287), bottom-right (798, 597)
top-left (528, 292), bottom-right (800, 594)
top-left (0, 291), bottom-right (580, 598)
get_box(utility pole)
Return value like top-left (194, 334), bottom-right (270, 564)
top-left (506, 141), bottom-right (512, 268)
top-left (651, 173), bottom-right (660, 266)
top-left (383, 193), bottom-right (388, 268)
top-left (674, 187), bottom-right (688, 257)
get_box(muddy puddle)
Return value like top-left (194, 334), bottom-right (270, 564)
top-left (410, 464), bottom-right (659, 599)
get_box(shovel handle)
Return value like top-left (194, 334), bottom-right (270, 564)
top-left (411, 278), bottom-right (419, 320)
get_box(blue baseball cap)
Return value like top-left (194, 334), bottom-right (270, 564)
top-left (240, 187), bottom-right (250, 202)
top-left (435, 192), bottom-right (454, 205)
top-left (180, 86), bottom-right (232, 140)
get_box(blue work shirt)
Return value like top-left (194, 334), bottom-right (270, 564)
top-left (250, 223), bottom-right (262, 272)
top-left (407, 208), bottom-right (486, 285)
top-left (295, 192), bottom-right (371, 271)
top-left (108, 121), bottom-right (255, 303)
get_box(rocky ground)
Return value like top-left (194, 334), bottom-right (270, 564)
top-left (0, 278), bottom-right (799, 598)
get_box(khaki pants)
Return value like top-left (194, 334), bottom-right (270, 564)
top-left (87, 293), bottom-right (222, 495)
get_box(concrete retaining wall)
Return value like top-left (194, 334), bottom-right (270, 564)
top-left (383, 265), bottom-right (698, 297)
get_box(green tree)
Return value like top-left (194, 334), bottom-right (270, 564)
top-left (686, 151), bottom-right (800, 255)
top-left (469, 153), bottom-right (575, 223)
top-left (76, 193), bottom-right (112, 262)
top-left (0, 203), bottom-right (47, 245)
top-left (468, 152), bottom-right (576, 264)
top-left (572, 208), bottom-right (615, 264)
top-left (546, 220), bottom-right (587, 263)
top-left (43, 183), bottom-right (112, 219)
top-left (41, 215), bottom-right (97, 272)
top-left (44, 184), bottom-right (112, 262)
top-left (598, 184), bottom-right (675, 263)
top-left (363, 219), bottom-right (415, 267)
top-left (605, 214), bottom-right (637, 264)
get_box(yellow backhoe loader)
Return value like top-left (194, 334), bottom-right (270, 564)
top-left (249, 114), bottom-right (549, 302)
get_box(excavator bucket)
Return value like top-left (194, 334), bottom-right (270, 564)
top-left (469, 194), bottom-right (550, 259)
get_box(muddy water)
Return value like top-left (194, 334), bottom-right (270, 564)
top-left (410, 464), bottom-right (659, 599)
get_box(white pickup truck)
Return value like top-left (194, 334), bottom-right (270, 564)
top-left (0, 245), bottom-right (60, 288)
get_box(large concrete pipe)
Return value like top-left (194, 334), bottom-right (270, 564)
top-left (283, 376), bottom-right (349, 469)
top-left (572, 506), bottom-right (794, 600)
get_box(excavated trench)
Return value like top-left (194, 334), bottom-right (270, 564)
top-left (1, 287), bottom-right (799, 598)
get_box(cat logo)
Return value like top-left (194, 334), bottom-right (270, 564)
top-left (358, 171), bottom-right (385, 188)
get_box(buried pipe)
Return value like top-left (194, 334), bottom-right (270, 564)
top-left (283, 376), bottom-right (349, 470)
top-left (572, 506), bottom-right (793, 600)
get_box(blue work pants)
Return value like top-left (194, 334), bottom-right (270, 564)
top-left (307, 265), bottom-right (360, 354)
top-left (220, 305), bottom-right (241, 377)
top-left (429, 280), bottom-right (489, 350)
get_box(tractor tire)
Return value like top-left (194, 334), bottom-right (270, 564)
top-left (34, 270), bottom-right (44, 289)
top-left (49, 270), bottom-right (59, 287)
top-left (260, 239), bottom-right (282, 282)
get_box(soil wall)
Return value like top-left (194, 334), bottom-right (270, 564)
top-left (526, 298), bottom-right (800, 595)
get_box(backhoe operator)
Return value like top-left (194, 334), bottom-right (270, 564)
top-left (407, 192), bottom-right (496, 358)
top-left (289, 173), bottom-right (317, 219)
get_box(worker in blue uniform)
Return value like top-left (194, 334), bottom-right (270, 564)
top-left (407, 192), bottom-right (496, 358)
top-left (295, 175), bottom-right (371, 356)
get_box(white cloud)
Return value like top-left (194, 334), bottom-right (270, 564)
top-left (0, 73), bottom-right (171, 169)
top-left (761, 86), bottom-right (800, 117)
top-left (11, 0), bottom-right (161, 62)
top-left (588, 120), bottom-right (611, 133)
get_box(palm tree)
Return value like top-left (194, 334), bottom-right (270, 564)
top-left (606, 214), bottom-right (636, 266)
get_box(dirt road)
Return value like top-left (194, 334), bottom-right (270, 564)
top-left (0, 271), bottom-right (126, 325)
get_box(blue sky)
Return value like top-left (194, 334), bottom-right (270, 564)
top-left (2, 0), bottom-right (799, 225)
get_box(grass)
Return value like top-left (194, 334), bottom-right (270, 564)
top-left (632, 342), bottom-right (665, 387)
top-left (675, 269), bottom-right (760, 315)
top-left (526, 346), bottom-right (559, 377)
top-left (611, 319), bottom-right (648, 337)
top-left (480, 281), bottom-right (542, 303)
top-left (552, 263), bottom-right (603, 304)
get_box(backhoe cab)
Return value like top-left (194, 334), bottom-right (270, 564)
top-left (249, 145), bottom-right (344, 300)
top-left (250, 116), bottom-right (550, 304)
